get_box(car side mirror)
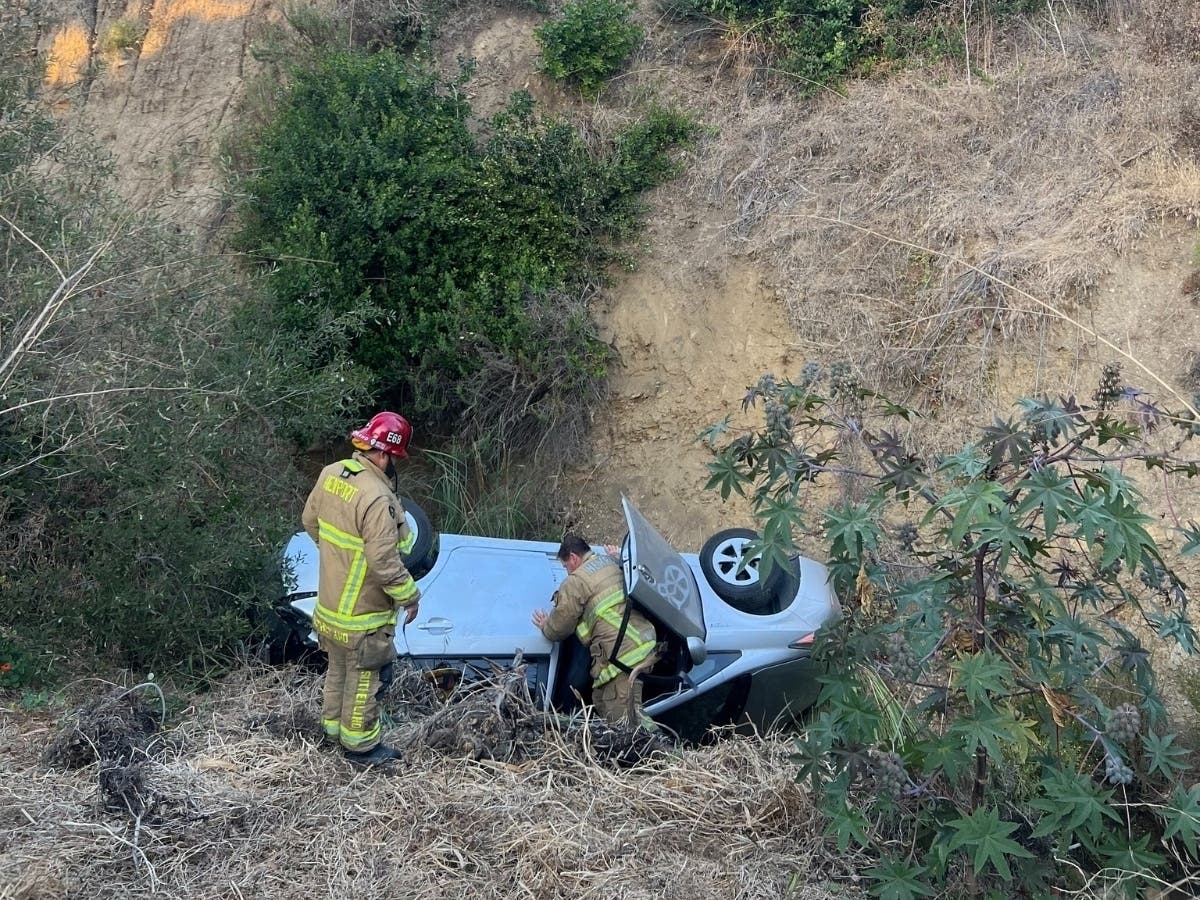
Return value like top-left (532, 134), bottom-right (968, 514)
top-left (686, 635), bottom-right (707, 666)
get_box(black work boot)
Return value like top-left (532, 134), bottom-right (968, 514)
top-left (344, 744), bottom-right (403, 767)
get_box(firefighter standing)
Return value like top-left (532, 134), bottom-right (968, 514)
top-left (302, 411), bottom-right (421, 766)
top-left (532, 533), bottom-right (658, 728)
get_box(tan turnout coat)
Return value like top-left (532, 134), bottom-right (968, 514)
top-left (539, 550), bottom-right (656, 688)
top-left (301, 451), bottom-right (420, 647)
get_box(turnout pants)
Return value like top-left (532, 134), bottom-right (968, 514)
top-left (593, 650), bottom-right (658, 730)
top-left (319, 626), bottom-right (396, 752)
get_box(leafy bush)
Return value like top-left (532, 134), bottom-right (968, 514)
top-left (0, 636), bottom-right (35, 690)
top-left (705, 362), bottom-right (1200, 896)
top-left (665, 0), bottom-right (1072, 90)
top-left (1, 13), bottom-right (357, 674)
top-left (236, 50), bottom-right (697, 452)
top-left (99, 17), bottom-right (147, 53)
top-left (536, 0), bottom-right (644, 96)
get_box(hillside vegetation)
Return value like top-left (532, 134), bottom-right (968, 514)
top-left (4, 0), bottom-right (1200, 896)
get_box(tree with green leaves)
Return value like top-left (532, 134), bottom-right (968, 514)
top-left (236, 49), bottom-right (696, 453)
top-left (703, 361), bottom-right (1200, 896)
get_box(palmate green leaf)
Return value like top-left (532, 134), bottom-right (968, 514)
top-left (934, 480), bottom-right (1008, 545)
top-left (866, 858), bottom-right (934, 900)
top-left (696, 414), bottom-right (733, 447)
top-left (1100, 833), bottom-right (1166, 873)
top-left (947, 705), bottom-right (1027, 764)
top-left (1028, 768), bottom-right (1120, 842)
top-left (918, 733), bottom-right (971, 782)
top-left (824, 501), bottom-right (882, 561)
top-left (704, 451), bottom-right (749, 500)
top-left (793, 711), bottom-right (837, 786)
top-left (1070, 487), bottom-right (1108, 548)
top-left (758, 493), bottom-right (805, 547)
top-left (1143, 731), bottom-right (1190, 781)
top-left (1016, 394), bottom-right (1084, 444)
top-left (969, 509), bottom-right (1036, 571)
top-left (1181, 521), bottom-right (1200, 557)
top-left (981, 416), bottom-right (1034, 470)
top-left (1045, 608), bottom-right (1106, 662)
top-left (938, 444), bottom-right (989, 480)
top-left (945, 806), bottom-right (1034, 881)
top-left (1014, 466), bottom-right (1077, 536)
top-left (1150, 613), bottom-right (1198, 654)
top-left (950, 649), bottom-right (1013, 707)
top-left (1161, 784), bottom-right (1200, 859)
top-left (1099, 494), bottom-right (1156, 571)
top-left (824, 799), bottom-right (871, 852)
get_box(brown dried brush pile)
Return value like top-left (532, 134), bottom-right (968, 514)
top-left (638, 5), bottom-right (1200, 401)
top-left (0, 666), bottom-right (857, 900)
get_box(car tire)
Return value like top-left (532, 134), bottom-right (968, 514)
top-left (699, 527), bottom-right (784, 610)
top-left (398, 496), bottom-right (436, 577)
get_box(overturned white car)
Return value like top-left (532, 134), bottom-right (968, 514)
top-left (275, 496), bottom-right (838, 740)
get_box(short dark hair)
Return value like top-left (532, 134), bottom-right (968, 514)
top-left (557, 533), bottom-right (590, 561)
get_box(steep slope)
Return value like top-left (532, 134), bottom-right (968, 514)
top-left (31, 0), bottom-right (1200, 554)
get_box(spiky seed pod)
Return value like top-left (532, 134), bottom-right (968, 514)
top-left (829, 361), bottom-right (855, 400)
top-left (895, 522), bottom-right (919, 553)
top-left (1104, 754), bottom-right (1134, 786)
top-left (1106, 704), bottom-right (1142, 744)
top-left (764, 399), bottom-right (793, 443)
top-left (870, 748), bottom-right (908, 797)
top-left (1094, 362), bottom-right (1123, 411)
top-left (883, 632), bottom-right (920, 682)
top-left (756, 372), bottom-right (778, 397)
top-left (798, 361), bottom-right (823, 391)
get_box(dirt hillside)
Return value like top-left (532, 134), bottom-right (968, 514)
top-left (32, 0), bottom-right (1200, 556)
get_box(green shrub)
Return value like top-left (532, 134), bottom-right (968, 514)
top-left (0, 636), bottom-right (35, 690)
top-left (236, 50), bottom-right (697, 452)
top-left (99, 17), bottom-right (146, 54)
top-left (665, 0), bottom-right (1070, 90)
top-left (1, 14), bottom-right (357, 675)
top-left (706, 362), bottom-right (1200, 895)
top-left (536, 0), bottom-right (644, 97)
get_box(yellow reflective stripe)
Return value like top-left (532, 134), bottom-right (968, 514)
top-left (341, 722), bottom-right (380, 749)
top-left (322, 719), bottom-right (341, 736)
top-left (594, 636), bottom-right (656, 687)
top-left (318, 520), bottom-right (364, 550)
top-left (314, 604), bottom-right (397, 633)
top-left (350, 669), bottom-right (372, 730)
top-left (338, 550), bottom-right (368, 614)
top-left (341, 670), bottom-right (380, 749)
top-left (397, 529), bottom-right (416, 554)
top-left (384, 578), bottom-right (418, 603)
top-left (577, 587), bottom-right (625, 642)
top-left (589, 588), bottom-right (626, 624)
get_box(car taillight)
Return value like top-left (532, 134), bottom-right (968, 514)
top-left (788, 632), bottom-right (816, 649)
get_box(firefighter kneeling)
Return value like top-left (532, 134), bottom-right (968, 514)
top-left (301, 411), bottom-right (420, 766)
top-left (533, 534), bottom-right (659, 729)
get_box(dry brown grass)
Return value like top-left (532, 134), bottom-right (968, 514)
top-left (593, 4), bottom-right (1200, 415)
top-left (0, 666), bottom-right (859, 900)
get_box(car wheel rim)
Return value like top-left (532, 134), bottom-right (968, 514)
top-left (405, 510), bottom-right (419, 538)
top-left (711, 537), bottom-right (761, 586)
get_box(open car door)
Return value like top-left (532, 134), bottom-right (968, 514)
top-left (621, 496), bottom-right (706, 662)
